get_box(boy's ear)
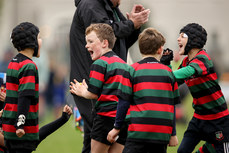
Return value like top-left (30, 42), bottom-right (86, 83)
top-left (157, 46), bottom-right (163, 54)
top-left (102, 39), bottom-right (109, 48)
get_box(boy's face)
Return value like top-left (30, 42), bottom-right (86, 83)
top-left (159, 46), bottom-right (164, 58)
top-left (36, 34), bottom-right (42, 58)
top-left (85, 31), bottom-right (104, 61)
top-left (177, 32), bottom-right (188, 55)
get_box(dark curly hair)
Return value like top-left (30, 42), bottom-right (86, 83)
top-left (11, 22), bottom-right (39, 56)
top-left (180, 23), bottom-right (207, 55)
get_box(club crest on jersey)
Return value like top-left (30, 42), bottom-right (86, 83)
top-left (215, 131), bottom-right (224, 141)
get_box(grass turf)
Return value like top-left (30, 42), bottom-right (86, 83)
top-left (34, 115), bottom-right (83, 153)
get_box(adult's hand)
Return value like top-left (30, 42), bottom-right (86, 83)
top-left (127, 5), bottom-right (150, 29)
top-left (134, 4), bottom-right (144, 13)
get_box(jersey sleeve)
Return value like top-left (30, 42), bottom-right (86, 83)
top-left (18, 63), bottom-right (37, 97)
top-left (169, 69), bottom-right (181, 105)
top-left (189, 55), bottom-right (212, 76)
top-left (88, 59), bottom-right (106, 96)
top-left (173, 66), bottom-right (196, 80)
top-left (116, 65), bottom-right (133, 102)
top-left (173, 79), bottom-right (181, 105)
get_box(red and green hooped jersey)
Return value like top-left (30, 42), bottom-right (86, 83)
top-left (179, 50), bottom-right (229, 120)
top-left (88, 51), bottom-right (132, 118)
top-left (127, 57), bottom-right (180, 144)
top-left (0, 147), bottom-right (4, 153)
top-left (196, 142), bottom-right (216, 153)
top-left (2, 53), bottom-right (39, 141)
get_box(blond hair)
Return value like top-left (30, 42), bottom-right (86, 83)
top-left (86, 23), bottom-right (116, 49)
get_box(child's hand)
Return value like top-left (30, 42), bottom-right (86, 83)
top-left (0, 109), bottom-right (3, 118)
top-left (70, 79), bottom-right (87, 97)
top-left (63, 105), bottom-right (73, 116)
top-left (70, 79), bottom-right (97, 99)
top-left (0, 127), bottom-right (3, 135)
top-left (82, 79), bottom-right (88, 89)
top-left (160, 48), bottom-right (174, 66)
top-left (107, 128), bottom-right (120, 143)
top-left (0, 92), bottom-right (6, 102)
top-left (16, 129), bottom-right (25, 138)
top-left (168, 135), bottom-right (178, 147)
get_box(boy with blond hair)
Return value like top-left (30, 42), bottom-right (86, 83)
top-left (70, 23), bottom-right (132, 153)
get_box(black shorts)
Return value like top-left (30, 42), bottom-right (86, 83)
top-left (123, 141), bottom-right (167, 153)
top-left (91, 114), bottom-right (128, 145)
top-left (5, 139), bottom-right (38, 152)
top-left (184, 116), bottom-right (229, 144)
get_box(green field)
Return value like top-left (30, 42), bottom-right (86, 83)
top-left (34, 116), bottom-right (83, 153)
top-left (34, 94), bottom-right (204, 153)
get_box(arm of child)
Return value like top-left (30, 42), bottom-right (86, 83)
top-left (0, 109), bottom-right (3, 135)
top-left (38, 105), bottom-right (73, 145)
top-left (107, 98), bottom-right (130, 143)
top-left (16, 96), bottom-right (31, 138)
top-left (168, 105), bottom-right (178, 147)
top-left (173, 66), bottom-right (195, 80)
top-left (70, 79), bottom-right (98, 99)
top-left (0, 110), bottom-right (4, 148)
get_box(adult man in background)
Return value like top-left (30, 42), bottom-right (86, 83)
top-left (69, 0), bottom-right (150, 152)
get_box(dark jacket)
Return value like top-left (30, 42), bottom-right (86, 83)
top-left (70, 0), bottom-right (140, 83)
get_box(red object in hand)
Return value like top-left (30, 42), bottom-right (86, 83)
top-left (1, 86), bottom-right (6, 93)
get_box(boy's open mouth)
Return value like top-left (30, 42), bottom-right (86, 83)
top-left (178, 44), bottom-right (183, 49)
top-left (89, 50), bottom-right (94, 56)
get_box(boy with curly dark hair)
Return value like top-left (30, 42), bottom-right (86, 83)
top-left (2, 22), bottom-right (42, 153)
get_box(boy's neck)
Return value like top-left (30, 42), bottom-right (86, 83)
top-left (19, 48), bottom-right (34, 59)
top-left (188, 48), bottom-right (201, 61)
top-left (142, 54), bottom-right (160, 61)
top-left (101, 48), bottom-right (112, 56)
